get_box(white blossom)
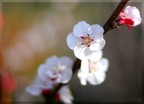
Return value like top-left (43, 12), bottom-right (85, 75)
top-left (78, 57), bottom-right (109, 86)
top-left (67, 21), bottom-right (105, 60)
top-left (38, 56), bottom-right (73, 84)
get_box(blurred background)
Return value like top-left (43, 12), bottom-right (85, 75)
top-left (1, 0), bottom-right (143, 103)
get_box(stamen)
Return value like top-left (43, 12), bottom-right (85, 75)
top-left (81, 36), bottom-right (85, 39)
top-left (80, 35), bottom-right (94, 47)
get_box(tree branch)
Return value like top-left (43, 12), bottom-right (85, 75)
top-left (44, 0), bottom-right (129, 103)
top-left (103, 0), bottom-right (129, 34)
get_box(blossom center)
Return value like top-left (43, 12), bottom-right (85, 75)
top-left (88, 60), bottom-right (97, 73)
top-left (52, 64), bottom-right (65, 75)
top-left (81, 34), bottom-right (94, 47)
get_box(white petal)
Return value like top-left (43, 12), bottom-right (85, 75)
top-left (87, 24), bottom-right (104, 40)
top-left (77, 71), bottom-right (88, 86)
top-left (67, 32), bottom-right (78, 50)
top-left (46, 70), bottom-right (56, 78)
top-left (78, 70), bottom-right (88, 79)
top-left (42, 79), bottom-right (54, 89)
top-left (87, 72), bottom-right (106, 85)
top-left (80, 79), bottom-right (87, 86)
top-left (87, 50), bottom-right (103, 62)
top-left (94, 72), bottom-right (106, 84)
top-left (89, 39), bottom-right (105, 51)
top-left (59, 86), bottom-right (73, 104)
top-left (73, 45), bottom-right (87, 59)
top-left (87, 73), bottom-right (97, 85)
top-left (26, 76), bottom-right (45, 95)
top-left (73, 21), bottom-right (90, 37)
top-left (132, 17), bottom-right (142, 26)
top-left (60, 68), bottom-right (72, 84)
top-left (80, 59), bottom-right (89, 73)
top-left (124, 6), bottom-right (140, 18)
top-left (37, 64), bottom-right (47, 81)
top-left (26, 79), bottom-right (54, 96)
top-left (97, 58), bottom-right (109, 72)
top-left (59, 56), bottom-right (73, 68)
top-left (45, 55), bottom-right (58, 68)
top-left (26, 86), bottom-right (42, 96)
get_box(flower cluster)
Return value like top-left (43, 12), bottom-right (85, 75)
top-left (26, 56), bottom-right (74, 104)
top-left (26, 5), bottom-right (142, 103)
top-left (67, 21), bottom-right (109, 85)
top-left (78, 51), bottom-right (109, 85)
top-left (119, 6), bottom-right (142, 29)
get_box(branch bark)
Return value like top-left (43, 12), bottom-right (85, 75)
top-left (44, 0), bottom-right (129, 103)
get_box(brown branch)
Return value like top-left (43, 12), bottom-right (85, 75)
top-left (44, 0), bottom-right (129, 103)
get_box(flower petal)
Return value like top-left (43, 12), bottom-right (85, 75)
top-left (60, 68), bottom-right (72, 84)
top-left (89, 39), bottom-right (105, 51)
top-left (124, 6), bottom-right (140, 18)
top-left (87, 50), bottom-right (103, 62)
top-left (73, 21), bottom-right (90, 37)
top-left (37, 64), bottom-right (47, 81)
top-left (26, 76), bottom-right (53, 95)
top-left (87, 72), bottom-right (106, 85)
top-left (59, 86), bottom-right (73, 104)
top-left (45, 55), bottom-right (58, 68)
top-left (87, 24), bottom-right (104, 41)
top-left (67, 32), bottom-right (78, 50)
top-left (80, 79), bottom-right (87, 86)
top-left (87, 73), bottom-right (97, 85)
top-left (26, 85), bottom-right (42, 96)
top-left (97, 58), bottom-right (109, 72)
top-left (132, 17), bottom-right (142, 26)
top-left (74, 45), bottom-right (87, 59)
top-left (77, 71), bottom-right (88, 86)
top-left (94, 72), bottom-right (106, 84)
top-left (59, 56), bottom-right (73, 68)
top-left (80, 59), bottom-right (89, 73)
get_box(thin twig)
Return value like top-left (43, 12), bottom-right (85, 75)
top-left (103, 0), bottom-right (129, 34)
top-left (44, 0), bottom-right (129, 103)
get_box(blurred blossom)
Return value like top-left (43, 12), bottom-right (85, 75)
top-left (2, 72), bottom-right (17, 93)
top-left (26, 76), bottom-right (53, 96)
top-left (119, 6), bottom-right (142, 29)
top-left (78, 53), bottom-right (109, 86)
top-left (14, 42), bottom-right (34, 64)
top-left (58, 86), bottom-right (74, 104)
top-left (67, 21), bottom-right (105, 60)
top-left (4, 47), bottom-right (25, 71)
top-left (17, 22), bottom-right (58, 55)
top-left (38, 55), bottom-right (73, 84)
top-left (26, 76), bottom-right (73, 104)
